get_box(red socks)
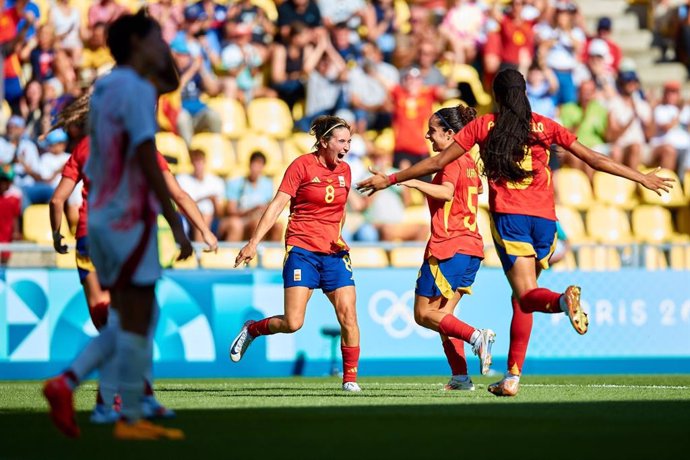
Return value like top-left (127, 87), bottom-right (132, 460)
top-left (442, 338), bottom-right (467, 375)
top-left (341, 345), bottom-right (360, 383)
top-left (519, 288), bottom-right (562, 314)
top-left (248, 317), bottom-right (277, 337)
top-left (89, 301), bottom-right (109, 330)
top-left (438, 315), bottom-right (476, 343)
top-left (508, 296), bottom-right (533, 376)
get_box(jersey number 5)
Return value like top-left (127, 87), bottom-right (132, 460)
top-left (325, 185), bottom-right (335, 203)
top-left (463, 186), bottom-right (478, 232)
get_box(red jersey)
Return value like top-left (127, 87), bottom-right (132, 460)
top-left (278, 154), bottom-right (350, 254)
top-left (61, 136), bottom-right (170, 239)
top-left (498, 16), bottom-right (535, 65)
top-left (454, 113), bottom-right (576, 221)
top-left (391, 85), bottom-right (440, 155)
top-left (0, 187), bottom-right (21, 242)
top-left (426, 154), bottom-right (483, 260)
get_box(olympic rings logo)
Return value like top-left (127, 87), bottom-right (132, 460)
top-left (368, 290), bottom-right (437, 339)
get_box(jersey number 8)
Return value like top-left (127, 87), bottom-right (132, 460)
top-left (325, 185), bottom-right (335, 203)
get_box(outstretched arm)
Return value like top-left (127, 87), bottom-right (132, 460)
top-left (163, 170), bottom-right (218, 252)
top-left (357, 142), bottom-right (466, 195)
top-left (568, 141), bottom-right (674, 195)
top-left (49, 177), bottom-right (77, 253)
top-left (401, 178), bottom-right (454, 202)
top-left (234, 191), bottom-right (291, 267)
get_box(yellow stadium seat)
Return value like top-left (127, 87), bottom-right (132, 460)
top-left (236, 134), bottom-right (284, 176)
top-left (475, 208), bottom-right (503, 267)
top-left (482, 246), bottom-right (503, 268)
top-left (247, 98), bottom-right (293, 139)
top-left (586, 205), bottom-right (634, 243)
top-left (677, 206), bottom-right (690, 236)
top-left (394, 0), bottom-right (411, 35)
top-left (449, 64), bottom-right (492, 107)
top-left (284, 131), bottom-right (316, 164)
top-left (205, 96), bottom-right (248, 139)
top-left (374, 128), bottom-right (395, 155)
top-left (389, 246), bottom-right (426, 268)
top-left (670, 245), bottom-right (690, 270)
top-left (476, 207), bottom-right (492, 243)
top-left (261, 246), bottom-right (286, 269)
top-left (403, 206), bottom-right (430, 226)
top-left (291, 99), bottom-right (305, 121)
top-left (638, 168), bottom-right (686, 207)
top-left (632, 205), bottom-right (687, 243)
top-left (554, 168), bottom-right (593, 211)
top-left (555, 205), bottom-right (588, 243)
top-left (2, 99), bottom-right (11, 121)
top-left (155, 132), bottom-right (192, 174)
top-left (190, 133), bottom-right (236, 177)
top-left (349, 246), bottom-right (389, 268)
top-left (251, 0), bottom-right (278, 21)
top-left (592, 171), bottom-right (638, 209)
top-left (577, 246), bottom-right (621, 271)
top-left (23, 205), bottom-right (74, 245)
top-left (200, 247), bottom-right (257, 269)
top-left (55, 252), bottom-right (77, 269)
top-left (172, 254), bottom-right (199, 270)
top-left (550, 251), bottom-right (577, 271)
top-left (643, 246), bottom-right (668, 271)
top-left (432, 98), bottom-right (467, 113)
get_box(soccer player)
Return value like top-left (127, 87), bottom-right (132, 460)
top-left (357, 69), bottom-right (673, 397)
top-left (400, 105), bottom-right (495, 390)
top-left (46, 93), bottom-right (218, 424)
top-left (44, 12), bottom-right (192, 439)
top-left (230, 115), bottom-right (362, 392)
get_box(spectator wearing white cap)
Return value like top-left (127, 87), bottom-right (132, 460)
top-left (0, 116), bottom-right (40, 195)
top-left (17, 127), bottom-right (70, 207)
top-left (573, 38), bottom-right (616, 100)
top-left (583, 17), bottom-right (622, 72)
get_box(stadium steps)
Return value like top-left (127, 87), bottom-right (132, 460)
top-left (578, 0), bottom-right (628, 21)
top-left (611, 29), bottom-right (653, 54)
top-left (585, 12), bottom-right (640, 34)
top-left (637, 63), bottom-right (689, 89)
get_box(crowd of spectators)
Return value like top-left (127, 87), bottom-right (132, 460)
top-left (1, 0), bottom-right (690, 254)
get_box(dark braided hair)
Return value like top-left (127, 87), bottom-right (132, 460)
top-left (434, 104), bottom-right (477, 133)
top-left (482, 69), bottom-right (534, 183)
top-left (310, 115), bottom-right (351, 149)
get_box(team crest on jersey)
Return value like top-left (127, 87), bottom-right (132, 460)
top-left (338, 176), bottom-right (346, 187)
top-left (294, 269), bottom-right (302, 281)
top-left (311, 177), bottom-right (320, 183)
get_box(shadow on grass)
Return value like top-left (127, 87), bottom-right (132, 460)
top-left (1, 400), bottom-right (689, 460)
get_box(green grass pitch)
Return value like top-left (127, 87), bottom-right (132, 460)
top-left (1, 375), bottom-right (689, 459)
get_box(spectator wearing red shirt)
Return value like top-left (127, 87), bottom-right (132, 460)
top-left (0, 163), bottom-right (21, 265)
top-left (583, 17), bottom-right (622, 72)
top-left (484, 0), bottom-right (536, 83)
top-left (389, 67), bottom-right (443, 171)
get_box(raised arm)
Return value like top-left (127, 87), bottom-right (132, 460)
top-left (49, 177), bottom-right (77, 253)
top-left (234, 191), bottom-right (291, 267)
top-left (568, 141), bottom-right (674, 195)
top-left (357, 142), bottom-right (466, 194)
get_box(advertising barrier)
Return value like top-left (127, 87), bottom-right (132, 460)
top-left (1, 267), bottom-right (689, 379)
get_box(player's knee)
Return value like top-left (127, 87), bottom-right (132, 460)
top-left (284, 318), bottom-right (303, 333)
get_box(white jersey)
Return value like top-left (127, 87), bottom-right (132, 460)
top-left (86, 67), bottom-right (159, 231)
top-left (85, 66), bottom-right (161, 288)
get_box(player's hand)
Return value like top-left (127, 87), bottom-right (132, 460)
top-left (234, 242), bottom-right (256, 268)
top-left (641, 167), bottom-right (674, 196)
top-left (52, 231), bottom-right (68, 254)
top-left (201, 230), bottom-right (218, 253)
top-left (173, 227), bottom-right (194, 261)
top-left (399, 179), bottom-right (421, 189)
top-left (356, 166), bottom-right (391, 196)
